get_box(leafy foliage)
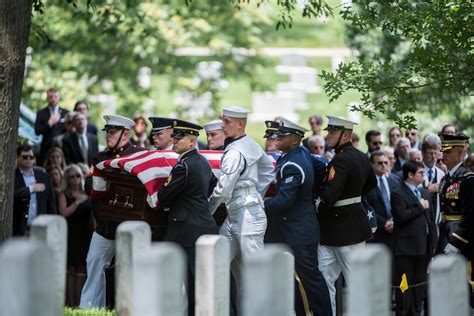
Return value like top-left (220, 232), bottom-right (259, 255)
top-left (321, 0), bottom-right (474, 132)
top-left (25, 0), bottom-right (271, 122)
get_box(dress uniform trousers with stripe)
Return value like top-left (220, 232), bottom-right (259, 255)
top-left (265, 146), bottom-right (332, 316)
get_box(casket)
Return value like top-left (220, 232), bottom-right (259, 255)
top-left (97, 168), bottom-right (227, 227)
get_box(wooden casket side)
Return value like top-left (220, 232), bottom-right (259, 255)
top-left (99, 169), bottom-right (168, 227)
top-left (98, 168), bottom-right (227, 227)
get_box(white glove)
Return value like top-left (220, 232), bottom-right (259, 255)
top-left (444, 243), bottom-right (460, 255)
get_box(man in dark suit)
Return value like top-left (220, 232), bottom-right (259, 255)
top-left (62, 112), bottom-right (99, 166)
top-left (392, 137), bottom-right (411, 173)
top-left (317, 116), bottom-right (377, 314)
top-left (74, 101), bottom-right (98, 135)
top-left (366, 151), bottom-right (399, 247)
top-left (13, 144), bottom-right (57, 236)
top-left (158, 119), bottom-right (218, 316)
top-left (34, 88), bottom-right (69, 165)
top-left (264, 118), bottom-right (331, 316)
top-left (391, 160), bottom-right (437, 316)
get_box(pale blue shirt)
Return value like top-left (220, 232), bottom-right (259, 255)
top-left (20, 169), bottom-right (37, 226)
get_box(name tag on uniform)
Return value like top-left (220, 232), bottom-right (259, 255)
top-left (285, 176), bottom-right (294, 184)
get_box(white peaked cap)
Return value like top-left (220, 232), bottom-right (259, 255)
top-left (280, 118), bottom-right (309, 133)
top-left (203, 119), bottom-right (223, 132)
top-left (103, 115), bottom-right (135, 129)
top-left (222, 105), bottom-right (250, 118)
top-left (325, 115), bottom-right (358, 130)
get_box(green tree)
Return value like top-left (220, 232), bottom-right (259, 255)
top-left (321, 0), bottom-right (473, 135)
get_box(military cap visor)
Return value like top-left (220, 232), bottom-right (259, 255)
top-left (171, 119), bottom-right (202, 138)
top-left (439, 133), bottom-right (469, 152)
top-left (276, 126), bottom-right (305, 137)
top-left (264, 131), bottom-right (278, 139)
top-left (102, 125), bottom-right (127, 132)
top-left (324, 124), bottom-right (347, 132)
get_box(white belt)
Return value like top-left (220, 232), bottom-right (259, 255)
top-left (232, 185), bottom-right (258, 198)
top-left (334, 196), bottom-right (361, 207)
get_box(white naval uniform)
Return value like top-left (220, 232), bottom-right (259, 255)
top-left (209, 135), bottom-right (274, 299)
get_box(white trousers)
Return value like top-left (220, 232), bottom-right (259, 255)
top-left (318, 242), bottom-right (366, 316)
top-left (79, 232), bottom-right (115, 308)
top-left (220, 192), bottom-right (267, 302)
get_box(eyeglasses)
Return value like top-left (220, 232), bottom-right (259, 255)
top-left (68, 174), bottom-right (81, 179)
top-left (21, 155), bottom-right (35, 160)
top-left (377, 161), bottom-right (389, 165)
top-left (409, 132), bottom-right (418, 136)
top-left (371, 141), bottom-right (383, 145)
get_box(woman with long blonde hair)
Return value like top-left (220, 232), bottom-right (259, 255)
top-left (58, 164), bottom-right (92, 306)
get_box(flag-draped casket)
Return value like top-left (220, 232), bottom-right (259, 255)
top-left (90, 150), bottom-right (277, 228)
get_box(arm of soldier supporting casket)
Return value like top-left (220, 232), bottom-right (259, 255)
top-left (158, 163), bottom-right (187, 207)
top-left (312, 157), bottom-right (327, 199)
top-left (264, 163), bottom-right (302, 216)
top-left (318, 156), bottom-right (349, 209)
top-left (448, 175), bottom-right (474, 250)
top-left (390, 190), bottom-right (425, 224)
top-left (256, 153), bottom-right (276, 196)
top-left (209, 149), bottom-right (245, 214)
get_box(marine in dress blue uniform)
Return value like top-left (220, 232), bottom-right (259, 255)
top-left (264, 119), bottom-right (332, 316)
top-left (158, 119), bottom-right (218, 316)
top-left (317, 116), bottom-right (377, 315)
top-left (81, 115), bottom-right (147, 308)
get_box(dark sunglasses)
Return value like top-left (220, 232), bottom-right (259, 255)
top-left (377, 161), bottom-right (389, 165)
top-left (68, 174), bottom-right (81, 179)
top-left (21, 155), bottom-right (35, 160)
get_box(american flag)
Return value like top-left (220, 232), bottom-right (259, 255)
top-left (91, 150), bottom-right (277, 208)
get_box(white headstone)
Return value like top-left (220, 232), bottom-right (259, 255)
top-left (249, 92), bottom-right (299, 122)
top-left (30, 215), bottom-right (67, 315)
top-left (133, 242), bottom-right (187, 316)
top-left (347, 244), bottom-right (391, 316)
top-left (429, 255), bottom-right (469, 316)
top-left (195, 235), bottom-right (231, 316)
top-left (331, 56), bottom-right (344, 73)
top-left (242, 245), bottom-right (294, 316)
top-left (116, 221), bottom-right (152, 316)
top-left (0, 239), bottom-right (56, 316)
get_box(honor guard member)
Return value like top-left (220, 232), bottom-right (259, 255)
top-left (203, 119), bottom-right (225, 150)
top-left (158, 119), bottom-right (218, 316)
top-left (264, 119), bottom-right (332, 316)
top-left (264, 120), bottom-right (280, 153)
top-left (317, 116), bottom-right (377, 315)
top-left (439, 133), bottom-right (474, 259)
top-left (148, 116), bottom-right (174, 150)
top-left (209, 105), bottom-right (275, 301)
top-left (80, 115), bottom-right (147, 308)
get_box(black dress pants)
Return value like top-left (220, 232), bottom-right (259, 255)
top-left (292, 244), bottom-right (332, 316)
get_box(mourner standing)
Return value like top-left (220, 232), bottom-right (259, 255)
top-left (317, 116), bottom-right (377, 315)
top-left (439, 133), bottom-right (474, 259)
top-left (391, 161), bottom-right (437, 316)
top-left (208, 106), bottom-right (274, 302)
top-left (203, 119), bottom-right (225, 150)
top-left (80, 115), bottom-right (146, 308)
top-left (264, 119), bottom-right (332, 316)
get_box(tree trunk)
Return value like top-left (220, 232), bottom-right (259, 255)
top-left (0, 0), bottom-right (33, 241)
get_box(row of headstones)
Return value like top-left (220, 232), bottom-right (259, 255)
top-left (0, 214), bottom-right (470, 316)
top-left (250, 54), bottom-right (325, 122)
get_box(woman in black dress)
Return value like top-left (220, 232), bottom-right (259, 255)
top-left (58, 164), bottom-right (93, 306)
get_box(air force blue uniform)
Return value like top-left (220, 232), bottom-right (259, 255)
top-left (265, 145), bottom-right (332, 316)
